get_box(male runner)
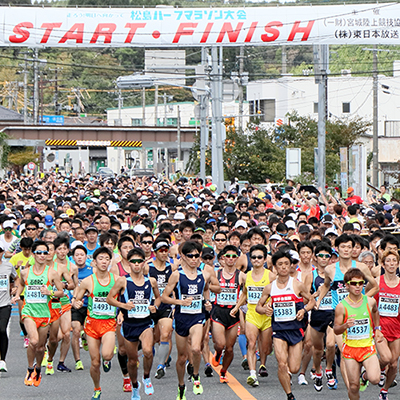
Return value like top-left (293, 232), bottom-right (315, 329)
top-left (231, 244), bottom-right (276, 387)
top-left (107, 247), bottom-right (161, 400)
top-left (211, 245), bottom-right (246, 383)
top-left (256, 250), bottom-right (315, 400)
top-left (13, 241), bottom-right (64, 387)
top-left (333, 268), bottom-right (383, 400)
top-left (161, 240), bottom-right (221, 400)
top-left (73, 247), bottom-right (117, 400)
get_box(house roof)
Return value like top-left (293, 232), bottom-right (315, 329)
top-left (0, 106), bottom-right (23, 121)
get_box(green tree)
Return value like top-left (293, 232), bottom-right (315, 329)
top-left (8, 147), bottom-right (40, 176)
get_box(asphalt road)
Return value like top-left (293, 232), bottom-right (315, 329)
top-left (1, 305), bottom-right (398, 400)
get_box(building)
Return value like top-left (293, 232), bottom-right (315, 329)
top-left (246, 64), bottom-right (400, 185)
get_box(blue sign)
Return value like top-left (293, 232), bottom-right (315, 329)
top-left (41, 115), bottom-right (64, 125)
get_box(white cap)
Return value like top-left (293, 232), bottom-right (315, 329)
top-left (234, 220), bottom-right (247, 229)
top-left (138, 209), bottom-right (149, 217)
top-left (109, 204), bottom-right (118, 212)
top-left (289, 250), bottom-right (300, 262)
top-left (71, 240), bottom-right (84, 250)
top-left (79, 203), bottom-right (87, 209)
top-left (325, 227), bottom-right (338, 237)
top-left (285, 220), bottom-right (296, 230)
top-left (269, 234), bottom-right (281, 242)
top-left (203, 201), bottom-right (211, 207)
top-left (133, 224), bottom-right (147, 234)
top-left (121, 223), bottom-right (130, 231)
top-left (157, 215), bottom-right (167, 222)
top-left (177, 196), bottom-right (185, 203)
top-left (3, 220), bottom-right (14, 229)
top-left (174, 212), bottom-right (185, 221)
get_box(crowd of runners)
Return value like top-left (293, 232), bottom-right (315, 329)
top-left (0, 172), bottom-right (400, 400)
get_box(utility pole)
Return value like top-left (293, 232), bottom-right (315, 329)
top-left (314, 44), bottom-right (329, 192)
top-left (154, 84), bottom-right (158, 126)
top-left (163, 92), bottom-right (167, 126)
top-left (238, 46), bottom-right (244, 131)
top-left (211, 46), bottom-right (225, 192)
top-left (54, 68), bottom-right (59, 115)
top-left (199, 48), bottom-right (208, 183)
top-left (116, 88), bottom-right (123, 126)
top-left (282, 45), bottom-right (287, 74)
top-left (23, 54), bottom-right (28, 124)
top-left (177, 105), bottom-right (181, 161)
top-left (372, 45), bottom-right (379, 187)
top-left (33, 49), bottom-right (39, 125)
top-left (142, 87), bottom-right (146, 125)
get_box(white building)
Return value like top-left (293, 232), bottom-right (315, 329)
top-left (247, 64), bottom-right (400, 185)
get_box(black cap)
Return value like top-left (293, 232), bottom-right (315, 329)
top-left (298, 225), bottom-right (311, 234)
top-left (85, 226), bottom-right (98, 234)
top-left (201, 247), bottom-right (215, 257)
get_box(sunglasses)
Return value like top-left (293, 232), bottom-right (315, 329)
top-left (157, 248), bottom-right (169, 253)
top-left (141, 241), bottom-right (153, 245)
top-left (34, 250), bottom-right (49, 255)
top-left (214, 238), bottom-right (226, 242)
top-left (185, 253), bottom-right (200, 259)
top-left (347, 280), bottom-right (365, 287)
top-left (224, 254), bottom-right (238, 259)
top-left (129, 259), bottom-right (144, 264)
top-left (4, 228), bottom-right (12, 231)
top-left (202, 256), bottom-right (214, 261)
top-left (26, 227), bottom-right (37, 231)
top-left (316, 253), bottom-right (331, 259)
top-left (250, 255), bottom-right (264, 260)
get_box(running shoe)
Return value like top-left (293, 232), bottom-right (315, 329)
top-left (186, 362), bottom-right (194, 381)
top-left (379, 371), bottom-right (387, 388)
top-left (359, 370), bottom-right (369, 392)
top-left (57, 362), bottom-right (71, 372)
top-left (0, 360), bottom-right (7, 372)
top-left (287, 394), bottom-right (296, 400)
top-left (258, 364), bottom-right (268, 377)
top-left (24, 338), bottom-right (29, 348)
top-left (247, 374), bottom-right (259, 387)
top-left (24, 368), bottom-right (35, 386)
top-left (204, 363), bottom-right (213, 377)
top-left (379, 390), bottom-right (388, 400)
top-left (211, 352), bottom-right (221, 367)
top-left (123, 377), bottom-right (132, 392)
top-left (142, 377), bottom-right (154, 395)
top-left (75, 360), bottom-right (84, 371)
top-left (155, 364), bottom-right (165, 379)
top-left (41, 350), bottom-right (48, 367)
top-left (166, 356), bottom-right (172, 368)
top-left (220, 374), bottom-right (229, 384)
top-left (176, 386), bottom-right (186, 400)
top-left (310, 368), bottom-right (316, 381)
top-left (102, 359), bottom-right (111, 373)
top-left (46, 361), bottom-right (54, 375)
top-left (20, 330), bottom-right (24, 337)
top-left (298, 373), bottom-right (308, 385)
top-left (91, 389), bottom-right (101, 400)
top-left (391, 380), bottom-right (397, 387)
top-left (288, 371), bottom-right (293, 386)
top-left (131, 382), bottom-right (141, 400)
top-left (314, 376), bottom-right (323, 392)
top-left (256, 350), bottom-right (260, 361)
top-left (241, 358), bottom-right (249, 370)
top-left (33, 370), bottom-right (42, 387)
top-left (325, 371), bottom-right (337, 390)
top-left (81, 330), bottom-right (88, 351)
top-left (192, 376), bottom-right (203, 394)
top-left (114, 345), bottom-right (117, 355)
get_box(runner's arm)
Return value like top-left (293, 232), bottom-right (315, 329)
top-left (230, 285), bottom-right (247, 316)
top-left (255, 284), bottom-right (272, 315)
top-left (315, 266), bottom-right (333, 309)
top-left (72, 276), bottom-right (92, 309)
top-left (368, 297), bottom-right (384, 343)
top-left (106, 276), bottom-right (133, 310)
top-left (333, 303), bottom-right (351, 335)
top-left (150, 277), bottom-right (161, 310)
top-left (357, 263), bottom-right (379, 297)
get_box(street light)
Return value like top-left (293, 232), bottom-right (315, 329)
top-left (116, 74), bottom-right (156, 89)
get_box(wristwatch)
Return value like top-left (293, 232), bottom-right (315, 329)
top-left (374, 326), bottom-right (382, 331)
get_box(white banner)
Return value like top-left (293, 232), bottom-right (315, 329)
top-left (2, 4), bottom-right (400, 47)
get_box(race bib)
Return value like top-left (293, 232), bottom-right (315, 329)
top-left (217, 288), bottom-right (237, 306)
top-left (93, 297), bottom-right (115, 317)
top-left (347, 318), bottom-right (370, 340)
top-left (378, 296), bottom-right (400, 317)
top-left (338, 287), bottom-right (348, 303)
top-left (274, 301), bottom-right (296, 322)
top-left (0, 274), bottom-right (8, 292)
top-left (209, 291), bottom-right (216, 303)
top-left (26, 285), bottom-right (47, 304)
top-left (127, 299), bottom-right (150, 319)
top-left (157, 283), bottom-right (167, 297)
top-left (247, 286), bottom-right (263, 305)
top-left (318, 291), bottom-right (333, 311)
top-left (181, 294), bottom-right (202, 314)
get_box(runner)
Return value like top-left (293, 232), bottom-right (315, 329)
top-left (333, 268), bottom-right (383, 400)
top-left (70, 244), bottom-right (93, 371)
top-left (161, 240), bottom-right (221, 400)
top-left (371, 249), bottom-right (400, 399)
top-left (107, 246), bottom-right (161, 400)
top-left (231, 244), bottom-right (276, 387)
top-left (145, 238), bottom-right (174, 380)
top-left (73, 246), bottom-right (117, 400)
top-left (211, 245), bottom-right (246, 383)
top-left (256, 249), bottom-right (315, 400)
top-left (13, 240), bottom-right (65, 387)
top-left (309, 242), bottom-right (337, 391)
top-left (0, 245), bottom-right (19, 372)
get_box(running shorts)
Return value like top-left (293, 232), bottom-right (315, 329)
top-left (84, 316), bottom-right (116, 340)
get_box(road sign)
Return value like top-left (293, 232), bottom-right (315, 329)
top-left (27, 162), bottom-right (36, 171)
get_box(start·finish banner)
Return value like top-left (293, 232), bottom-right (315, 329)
top-left (3, 3), bottom-right (400, 47)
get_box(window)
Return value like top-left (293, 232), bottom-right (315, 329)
top-left (157, 118), bottom-right (177, 126)
top-left (249, 99), bottom-right (275, 122)
top-left (313, 102), bottom-right (318, 114)
top-left (131, 118), bottom-right (143, 126)
top-left (342, 102), bottom-right (350, 113)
